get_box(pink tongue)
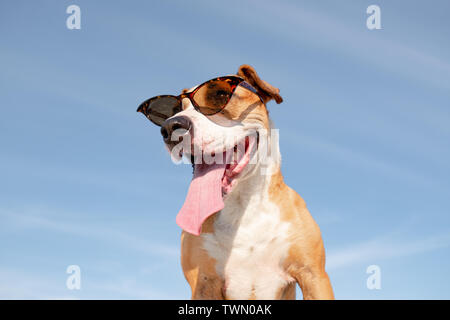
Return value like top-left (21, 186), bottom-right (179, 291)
top-left (176, 160), bottom-right (227, 236)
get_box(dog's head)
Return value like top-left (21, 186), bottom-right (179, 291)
top-left (138, 65), bottom-right (283, 235)
top-left (163, 65), bottom-right (282, 170)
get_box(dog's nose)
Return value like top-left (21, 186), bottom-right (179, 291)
top-left (160, 116), bottom-right (191, 143)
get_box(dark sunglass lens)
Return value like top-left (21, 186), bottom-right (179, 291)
top-left (193, 79), bottom-right (233, 115)
top-left (147, 96), bottom-right (181, 126)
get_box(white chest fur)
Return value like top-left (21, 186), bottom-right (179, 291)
top-left (201, 170), bottom-right (295, 299)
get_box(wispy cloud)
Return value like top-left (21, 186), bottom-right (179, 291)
top-left (0, 153), bottom-right (185, 198)
top-left (0, 207), bottom-right (179, 258)
top-left (327, 231), bottom-right (450, 270)
top-left (0, 266), bottom-right (174, 300)
top-left (283, 130), bottom-right (441, 188)
top-left (87, 277), bottom-right (177, 300)
top-left (207, 0), bottom-right (450, 90)
top-left (0, 206), bottom-right (180, 298)
top-left (0, 267), bottom-right (78, 300)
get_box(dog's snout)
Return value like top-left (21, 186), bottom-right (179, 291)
top-left (161, 116), bottom-right (191, 143)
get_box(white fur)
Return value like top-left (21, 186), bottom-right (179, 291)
top-left (174, 95), bottom-right (294, 299)
top-left (202, 133), bottom-right (295, 299)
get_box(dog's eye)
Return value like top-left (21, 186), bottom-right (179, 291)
top-left (193, 80), bottom-right (233, 113)
top-left (215, 90), bottom-right (229, 97)
top-left (206, 89), bottom-right (231, 107)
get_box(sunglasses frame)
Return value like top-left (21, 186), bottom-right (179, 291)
top-left (137, 75), bottom-right (261, 126)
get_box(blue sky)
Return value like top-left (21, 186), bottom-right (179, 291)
top-left (1, 0), bottom-right (449, 299)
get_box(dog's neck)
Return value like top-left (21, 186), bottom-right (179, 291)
top-left (222, 126), bottom-right (282, 223)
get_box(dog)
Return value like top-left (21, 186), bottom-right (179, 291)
top-left (137, 65), bottom-right (334, 300)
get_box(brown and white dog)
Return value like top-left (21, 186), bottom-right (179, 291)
top-left (157, 65), bottom-right (334, 300)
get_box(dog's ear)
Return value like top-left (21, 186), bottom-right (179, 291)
top-left (237, 64), bottom-right (283, 104)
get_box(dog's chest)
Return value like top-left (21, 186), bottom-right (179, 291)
top-left (202, 193), bottom-right (294, 299)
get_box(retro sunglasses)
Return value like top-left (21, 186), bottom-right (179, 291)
top-left (136, 75), bottom-right (262, 126)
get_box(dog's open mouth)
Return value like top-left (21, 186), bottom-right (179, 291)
top-left (176, 135), bottom-right (257, 236)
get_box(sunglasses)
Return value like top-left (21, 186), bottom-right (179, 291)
top-left (136, 75), bottom-right (262, 126)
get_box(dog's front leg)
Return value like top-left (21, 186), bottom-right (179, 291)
top-left (181, 231), bottom-right (224, 300)
top-left (294, 267), bottom-right (334, 300)
top-left (189, 273), bottom-right (224, 300)
top-left (286, 232), bottom-right (334, 299)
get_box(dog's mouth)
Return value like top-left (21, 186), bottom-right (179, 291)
top-left (176, 135), bottom-right (257, 236)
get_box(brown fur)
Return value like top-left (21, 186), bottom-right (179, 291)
top-left (180, 65), bottom-right (333, 299)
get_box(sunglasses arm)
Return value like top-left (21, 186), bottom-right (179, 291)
top-left (239, 81), bottom-right (264, 103)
